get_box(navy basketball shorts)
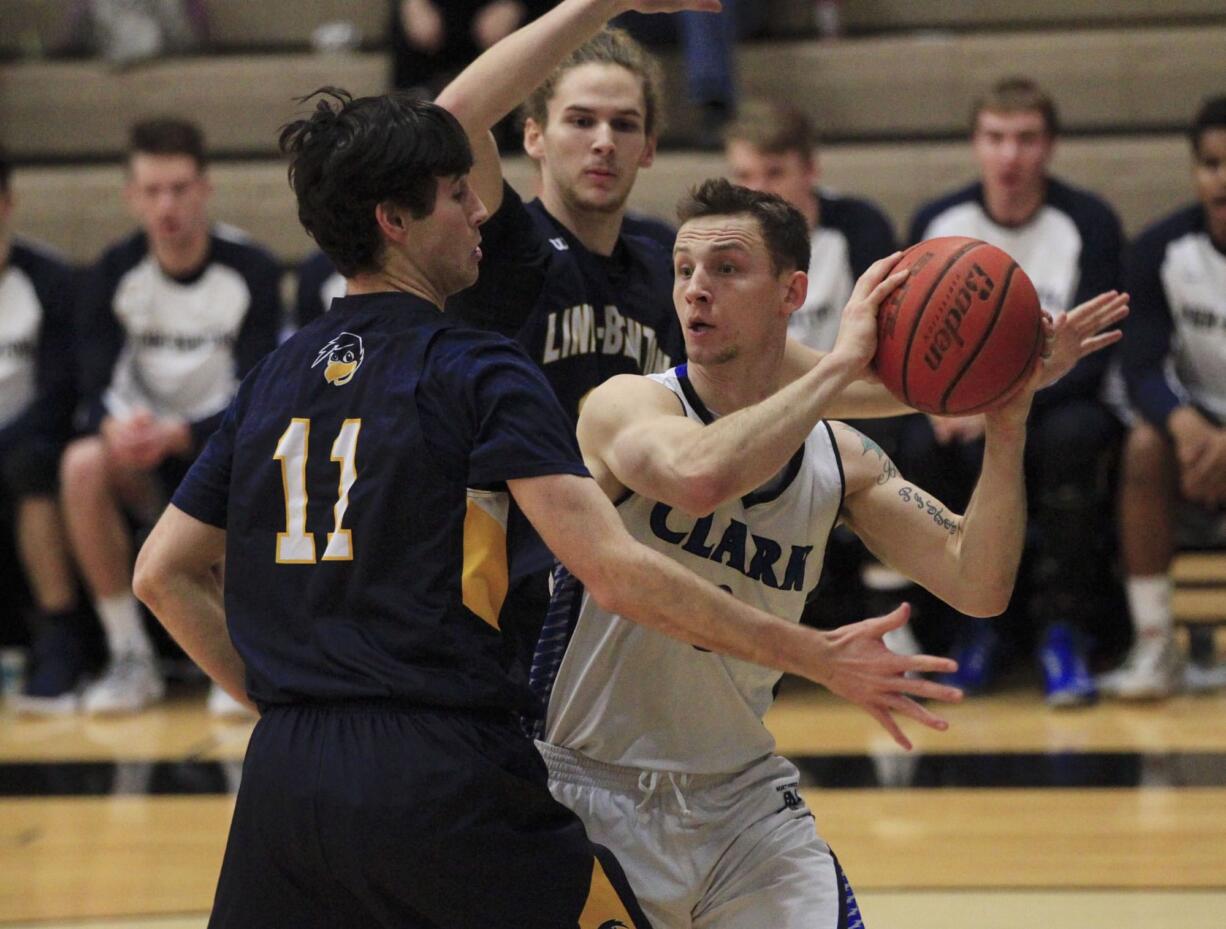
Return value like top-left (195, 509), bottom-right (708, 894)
top-left (209, 702), bottom-right (651, 929)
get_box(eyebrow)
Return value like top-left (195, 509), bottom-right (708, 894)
top-left (562, 104), bottom-right (644, 119)
top-left (674, 240), bottom-right (753, 255)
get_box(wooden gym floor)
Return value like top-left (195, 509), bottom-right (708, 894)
top-left (3, 665), bottom-right (1226, 928)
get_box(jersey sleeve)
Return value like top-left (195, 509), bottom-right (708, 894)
top-left (445, 182), bottom-right (549, 339)
top-left (170, 382), bottom-right (244, 528)
top-left (420, 330), bottom-right (588, 488)
top-left (1121, 228), bottom-right (1184, 428)
top-left (74, 251), bottom-right (127, 434)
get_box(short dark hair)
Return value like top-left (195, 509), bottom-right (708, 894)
top-left (129, 117), bottom-right (207, 169)
top-left (972, 77), bottom-right (1059, 137)
top-left (1190, 95), bottom-right (1226, 154)
top-left (0, 150), bottom-right (10, 196)
top-left (279, 87), bottom-right (474, 278)
top-left (676, 178), bottom-right (810, 275)
top-left (522, 27), bottom-right (664, 138)
top-left (723, 100), bottom-right (816, 160)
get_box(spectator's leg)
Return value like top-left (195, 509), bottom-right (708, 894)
top-left (3, 441), bottom-right (91, 714)
top-left (1099, 420), bottom-right (1182, 699)
top-left (1025, 399), bottom-right (1122, 706)
top-left (60, 435), bottom-right (165, 713)
top-left (678, 3), bottom-right (738, 148)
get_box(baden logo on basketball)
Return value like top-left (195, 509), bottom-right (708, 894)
top-left (311, 331), bottom-right (365, 386)
top-left (922, 262), bottom-right (997, 373)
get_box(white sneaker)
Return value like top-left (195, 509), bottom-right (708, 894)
top-left (1097, 636), bottom-right (1182, 700)
top-left (10, 690), bottom-right (79, 716)
top-left (207, 682), bottom-right (256, 719)
top-left (1184, 661), bottom-right (1226, 693)
top-left (81, 654), bottom-right (165, 714)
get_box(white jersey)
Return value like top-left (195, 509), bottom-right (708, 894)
top-left (536, 365), bottom-right (845, 774)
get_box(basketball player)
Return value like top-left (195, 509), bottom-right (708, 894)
top-left (531, 179), bottom-right (1127, 929)
top-left (132, 90), bottom-right (960, 929)
top-left (438, 0), bottom-right (906, 672)
top-left (904, 77), bottom-right (1127, 706)
top-left (1103, 95), bottom-right (1226, 698)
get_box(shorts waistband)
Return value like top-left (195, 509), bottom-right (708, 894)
top-left (535, 741), bottom-right (733, 793)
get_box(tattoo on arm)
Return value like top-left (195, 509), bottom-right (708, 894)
top-left (897, 485), bottom-right (959, 535)
top-left (858, 432), bottom-right (899, 486)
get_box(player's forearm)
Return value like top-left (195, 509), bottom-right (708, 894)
top-left (780, 338), bottom-right (910, 419)
top-left (590, 540), bottom-right (830, 679)
top-left (947, 420), bottom-right (1027, 615)
top-left (435, 0), bottom-right (624, 134)
top-left (674, 350), bottom-right (861, 512)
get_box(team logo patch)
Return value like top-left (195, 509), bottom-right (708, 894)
top-left (312, 332), bottom-right (364, 386)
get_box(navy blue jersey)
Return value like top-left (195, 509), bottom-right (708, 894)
top-left (910, 177), bottom-right (1123, 408)
top-left (171, 292), bottom-right (589, 711)
top-left (790, 190), bottom-right (898, 351)
top-left (293, 250), bottom-right (345, 330)
top-left (1122, 204), bottom-right (1226, 428)
top-left (0, 238), bottom-right (77, 453)
top-left (446, 182), bottom-right (684, 423)
top-left (76, 225), bottom-right (282, 451)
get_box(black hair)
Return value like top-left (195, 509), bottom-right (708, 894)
top-left (279, 87), bottom-right (474, 277)
top-left (129, 117), bottom-right (207, 169)
top-left (1190, 95), bottom-right (1226, 154)
top-left (677, 178), bottom-right (811, 275)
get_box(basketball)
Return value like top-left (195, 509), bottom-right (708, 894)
top-left (873, 237), bottom-right (1044, 415)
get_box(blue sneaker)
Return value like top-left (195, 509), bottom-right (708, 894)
top-left (1039, 623), bottom-right (1097, 708)
top-left (940, 624), bottom-right (1000, 694)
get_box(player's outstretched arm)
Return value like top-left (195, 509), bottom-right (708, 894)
top-left (509, 471), bottom-right (961, 750)
top-left (436, 0), bottom-right (720, 213)
top-left (133, 505), bottom-right (256, 713)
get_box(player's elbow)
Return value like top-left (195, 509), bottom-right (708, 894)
top-left (668, 463), bottom-right (731, 518)
top-left (950, 583), bottom-right (1013, 618)
top-left (132, 544), bottom-right (170, 613)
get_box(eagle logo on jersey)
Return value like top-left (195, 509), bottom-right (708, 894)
top-left (312, 332), bottom-right (364, 386)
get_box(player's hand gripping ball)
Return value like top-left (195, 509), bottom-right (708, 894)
top-left (873, 237), bottom-right (1043, 415)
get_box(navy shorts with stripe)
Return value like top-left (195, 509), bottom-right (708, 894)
top-left (209, 702), bottom-right (650, 929)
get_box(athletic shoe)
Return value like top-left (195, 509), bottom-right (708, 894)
top-left (81, 653), bottom-right (165, 714)
top-left (207, 682), bottom-right (257, 719)
top-left (1097, 634), bottom-right (1182, 700)
top-left (939, 624), bottom-right (999, 694)
top-left (1183, 661), bottom-right (1226, 693)
top-left (11, 618), bottom-right (89, 715)
top-left (1039, 623), bottom-right (1097, 708)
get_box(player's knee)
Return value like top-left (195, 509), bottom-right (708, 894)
top-left (59, 436), bottom-right (109, 493)
top-left (1121, 421), bottom-right (1173, 487)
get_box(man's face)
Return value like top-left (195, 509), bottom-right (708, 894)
top-left (525, 62), bottom-right (656, 216)
top-left (407, 173), bottom-right (488, 297)
top-left (725, 141), bottom-right (817, 217)
top-left (672, 213), bottom-right (800, 366)
top-left (126, 153), bottom-right (211, 251)
top-left (1193, 127), bottom-right (1226, 239)
top-left (972, 109), bottom-right (1053, 203)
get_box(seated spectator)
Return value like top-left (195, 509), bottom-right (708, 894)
top-left (66, 0), bottom-right (208, 66)
top-left (391, 0), bottom-right (549, 96)
top-left (723, 99), bottom-right (897, 353)
top-left (903, 77), bottom-right (1126, 707)
top-left (723, 98), bottom-right (909, 639)
top-left (293, 250), bottom-right (344, 331)
top-left (63, 118), bottom-right (280, 715)
top-left (0, 152), bottom-right (91, 715)
top-left (1104, 95), bottom-right (1226, 699)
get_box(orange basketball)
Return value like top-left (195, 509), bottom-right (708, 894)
top-left (873, 237), bottom-right (1043, 415)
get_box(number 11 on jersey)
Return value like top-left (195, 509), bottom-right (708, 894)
top-left (274, 418), bottom-right (362, 564)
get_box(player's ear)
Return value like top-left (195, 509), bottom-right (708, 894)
top-left (374, 201), bottom-right (408, 241)
top-left (523, 117), bottom-right (545, 161)
top-left (782, 269), bottom-right (808, 317)
top-left (639, 134), bottom-right (657, 169)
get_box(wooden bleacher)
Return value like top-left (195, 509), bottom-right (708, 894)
top-left (1, 1), bottom-right (1224, 265)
